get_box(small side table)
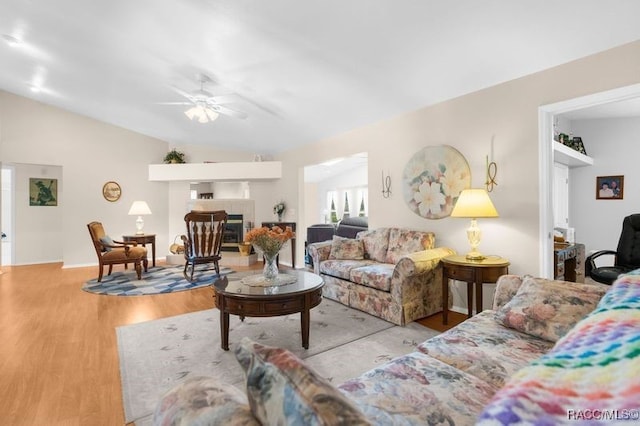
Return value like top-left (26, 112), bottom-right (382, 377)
top-left (441, 255), bottom-right (509, 325)
top-left (123, 234), bottom-right (156, 267)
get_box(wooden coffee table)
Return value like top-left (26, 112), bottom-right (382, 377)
top-left (213, 270), bottom-right (324, 351)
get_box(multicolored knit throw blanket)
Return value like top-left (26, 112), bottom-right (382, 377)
top-left (477, 273), bottom-right (640, 425)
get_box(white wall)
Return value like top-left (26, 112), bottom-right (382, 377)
top-left (0, 90), bottom-right (263, 267)
top-left (10, 163), bottom-right (63, 264)
top-left (277, 40), bottom-right (640, 312)
top-left (569, 117), bottom-right (640, 255)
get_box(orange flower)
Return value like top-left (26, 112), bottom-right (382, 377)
top-left (244, 226), bottom-right (295, 257)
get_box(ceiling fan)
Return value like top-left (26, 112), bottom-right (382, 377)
top-left (160, 75), bottom-right (248, 123)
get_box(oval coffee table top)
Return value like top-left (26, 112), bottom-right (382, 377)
top-left (213, 269), bottom-right (324, 298)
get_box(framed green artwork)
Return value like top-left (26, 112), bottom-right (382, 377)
top-left (29, 178), bottom-right (58, 206)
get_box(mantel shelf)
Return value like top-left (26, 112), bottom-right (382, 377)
top-left (553, 142), bottom-right (594, 168)
top-left (148, 161), bottom-right (282, 182)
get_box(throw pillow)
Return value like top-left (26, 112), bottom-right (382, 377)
top-left (99, 235), bottom-right (115, 251)
top-left (496, 276), bottom-right (607, 342)
top-left (153, 376), bottom-right (259, 426)
top-left (329, 235), bottom-right (365, 260)
top-left (477, 274), bottom-right (640, 425)
top-left (235, 337), bottom-right (371, 426)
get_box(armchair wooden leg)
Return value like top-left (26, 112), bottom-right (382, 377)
top-left (135, 261), bottom-right (142, 280)
top-left (143, 257), bottom-right (148, 272)
top-left (98, 265), bottom-right (104, 282)
top-left (108, 265), bottom-right (113, 276)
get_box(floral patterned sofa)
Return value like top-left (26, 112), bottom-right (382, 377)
top-left (308, 227), bottom-right (455, 325)
top-left (153, 272), bottom-right (640, 425)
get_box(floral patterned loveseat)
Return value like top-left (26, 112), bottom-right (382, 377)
top-left (153, 272), bottom-right (640, 425)
top-left (308, 227), bottom-right (455, 325)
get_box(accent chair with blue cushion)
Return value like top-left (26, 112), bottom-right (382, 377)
top-left (87, 221), bottom-right (148, 281)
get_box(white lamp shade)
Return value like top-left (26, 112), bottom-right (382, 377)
top-left (450, 189), bottom-right (498, 218)
top-left (128, 201), bottom-right (152, 216)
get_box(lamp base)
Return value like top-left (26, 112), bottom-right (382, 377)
top-left (465, 250), bottom-right (486, 261)
top-left (465, 218), bottom-right (485, 261)
top-left (135, 216), bottom-right (145, 235)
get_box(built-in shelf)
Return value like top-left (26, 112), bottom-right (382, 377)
top-left (553, 142), bottom-right (594, 168)
top-left (148, 161), bottom-right (282, 181)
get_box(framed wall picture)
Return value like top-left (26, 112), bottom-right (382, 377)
top-left (29, 178), bottom-right (58, 206)
top-left (102, 181), bottom-right (122, 202)
top-left (596, 175), bottom-right (624, 200)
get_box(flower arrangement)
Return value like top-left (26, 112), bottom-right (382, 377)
top-left (273, 201), bottom-right (286, 218)
top-left (244, 226), bottom-right (295, 258)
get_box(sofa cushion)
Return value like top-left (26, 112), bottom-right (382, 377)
top-left (329, 235), bottom-right (365, 260)
top-left (357, 228), bottom-right (390, 263)
top-left (153, 376), bottom-right (259, 426)
top-left (102, 246), bottom-right (147, 261)
top-left (385, 228), bottom-right (435, 264)
top-left (496, 276), bottom-right (607, 342)
top-left (349, 263), bottom-right (395, 292)
top-left (319, 259), bottom-right (376, 280)
top-left (339, 351), bottom-right (499, 425)
top-left (234, 338), bottom-right (371, 426)
top-left (477, 273), bottom-right (640, 425)
top-left (418, 311), bottom-right (553, 388)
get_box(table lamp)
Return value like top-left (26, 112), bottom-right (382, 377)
top-left (450, 189), bottom-right (499, 260)
top-left (128, 201), bottom-right (152, 234)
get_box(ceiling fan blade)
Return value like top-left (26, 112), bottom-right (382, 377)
top-left (212, 104), bottom-right (248, 119)
top-left (157, 101), bottom-right (193, 105)
top-left (170, 85), bottom-right (196, 102)
top-left (209, 94), bottom-right (239, 105)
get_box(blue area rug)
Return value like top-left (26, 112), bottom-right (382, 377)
top-left (82, 264), bottom-right (233, 296)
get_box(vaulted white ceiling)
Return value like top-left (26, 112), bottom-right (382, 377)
top-left (2, 0), bottom-right (640, 154)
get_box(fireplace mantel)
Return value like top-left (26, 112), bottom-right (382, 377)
top-left (148, 161), bottom-right (281, 182)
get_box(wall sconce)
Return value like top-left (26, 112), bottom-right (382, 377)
top-left (382, 171), bottom-right (391, 198)
top-left (485, 155), bottom-right (498, 192)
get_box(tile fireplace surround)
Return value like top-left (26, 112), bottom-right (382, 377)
top-left (186, 199), bottom-right (258, 267)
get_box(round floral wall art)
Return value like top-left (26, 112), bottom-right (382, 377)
top-left (402, 145), bottom-right (471, 219)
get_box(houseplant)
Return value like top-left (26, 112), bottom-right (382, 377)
top-left (163, 149), bottom-right (186, 164)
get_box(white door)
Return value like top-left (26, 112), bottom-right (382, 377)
top-left (553, 162), bottom-right (569, 229)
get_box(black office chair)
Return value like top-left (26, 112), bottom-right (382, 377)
top-left (585, 214), bottom-right (640, 284)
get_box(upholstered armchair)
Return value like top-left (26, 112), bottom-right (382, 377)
top-left (182, 210), bottom-right (228, 282)
top-left (586, 214), bottom-right (640, 284)
top-left (87, 221), bottom-right (148, 282)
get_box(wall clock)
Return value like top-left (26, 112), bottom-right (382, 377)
top-left (402, 145), bottom-right (471, 219)
top-left (102, 181), bottom-right (122, 202)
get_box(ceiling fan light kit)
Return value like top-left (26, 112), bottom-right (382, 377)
top-left (184, 105), bottom-right (219, 123)
top-left (162, 74), bottom-right (247, 124)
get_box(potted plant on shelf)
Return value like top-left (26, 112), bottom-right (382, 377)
top-left (163, 149), bottom-right (186, 164)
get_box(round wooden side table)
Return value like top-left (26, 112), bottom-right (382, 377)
top-left (441, 255), bottom-right (509, 325)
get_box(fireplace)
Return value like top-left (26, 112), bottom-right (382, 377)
top-left (222, 214), bottom-right (243, 251)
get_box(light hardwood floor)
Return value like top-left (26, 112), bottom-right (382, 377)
top-left (0, 262), bottom-right (463, 425)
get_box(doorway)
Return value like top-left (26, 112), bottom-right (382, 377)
top-left (538, 83), bottom-right (640, 277)
top-left (1, 165), bottom-right (14, 265)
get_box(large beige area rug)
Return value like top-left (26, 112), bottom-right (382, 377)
top-left (116, 298), bottom-right (439, 425)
